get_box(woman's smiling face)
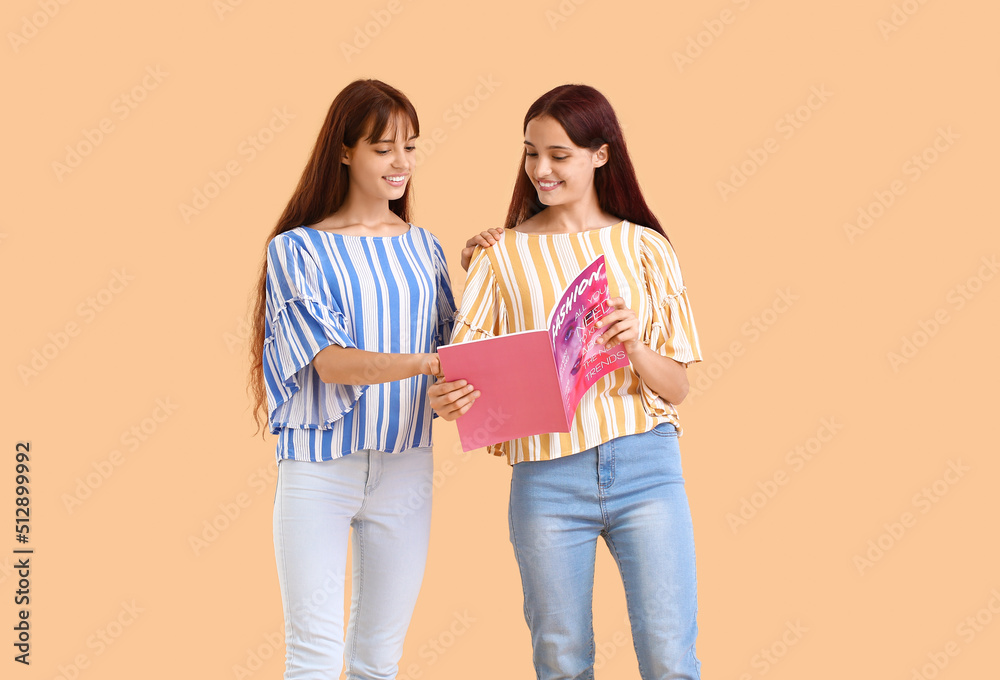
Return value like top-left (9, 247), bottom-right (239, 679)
top-left (343, 113), bottom-right (417, 203)
top-left (523, 115), bottom-right (607, 209)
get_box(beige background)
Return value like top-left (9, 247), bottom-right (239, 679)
top-left (3, 0), bottom-right (999, 678)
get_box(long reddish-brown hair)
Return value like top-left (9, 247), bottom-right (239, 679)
top-left (248, 79), bottom-right (419, 434)
top-left (503, 84), bottom-right (668, 241)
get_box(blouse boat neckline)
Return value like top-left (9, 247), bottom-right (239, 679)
top-left (298, 223), bottom-right (414, 240)
top-left (509, 220), bottom-right (626, 237)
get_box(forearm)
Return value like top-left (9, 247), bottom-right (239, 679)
top-left (313, 345), bottom-right (430, 385)
top-left (626, 342), bottom-right (690, 405)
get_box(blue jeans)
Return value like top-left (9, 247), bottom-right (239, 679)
top-left (273, 447), bottom-right (433, 680)
top-left (508, 423), bottom-right (700, 680)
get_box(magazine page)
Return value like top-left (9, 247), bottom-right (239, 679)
top-left (547, 255), bottom-right (631, 424)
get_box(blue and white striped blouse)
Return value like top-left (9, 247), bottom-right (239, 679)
top-left (263, 224), bottom-right (455, 462)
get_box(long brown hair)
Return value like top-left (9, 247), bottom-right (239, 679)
top-left (503, 84), bottom-right (668, 241)
top-left (248, 79), bottom-right (420, 434)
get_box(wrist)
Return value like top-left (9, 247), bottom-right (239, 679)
top-left (416, 353), bottom-right (435, 377)
top-left (623, 337), bottom-right (646, 356)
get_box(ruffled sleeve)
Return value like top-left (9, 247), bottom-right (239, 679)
top-left (263, 233), bottom-right (366, 431)
top-left (450, 243), bottom-right (504, 343)
top-left (639, 229), bottom-right (703, 366)
top-left (431, 236), bottom-right (457, 348)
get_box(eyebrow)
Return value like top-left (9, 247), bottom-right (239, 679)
top-left (524, 140), bottom-right (573, 150)
top-left (375, 134), bottom-right (419, 143)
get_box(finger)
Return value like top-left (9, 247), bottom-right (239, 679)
top-left (599, 319), bottom-right (637, 346)
top-left (429, 379), bottom-right (467, 397)
top-left (448, 391), bottom-right (481, 413)
top-left (595, 310), bottom-right (628, 329)
top-left (438, 384), bottom-right (476, 405)
top-left (435, 392), bottom-right (477, 419)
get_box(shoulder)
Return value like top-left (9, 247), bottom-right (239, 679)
top-left (404, 223), bottom-right (443, 252)
top-left (631, 223), bottom-right (677, 263)
top-left (267, 227), bottom-right (313, 257)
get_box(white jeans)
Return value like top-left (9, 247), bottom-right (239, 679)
top-left (273, 447), bottom-right (433, 679)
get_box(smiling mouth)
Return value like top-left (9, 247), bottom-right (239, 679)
top-left (538, 180), bottom-right (562, 191)
top-left (383, 175), bottom-right (408, 186)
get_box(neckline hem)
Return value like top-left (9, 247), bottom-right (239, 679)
top-left (511, 220), bottom-right (626, 236)
top-left (299, 223), bottom-right (414, 239)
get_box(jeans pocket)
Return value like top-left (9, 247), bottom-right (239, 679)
top-left (650, 421), bottom-right (678, 438)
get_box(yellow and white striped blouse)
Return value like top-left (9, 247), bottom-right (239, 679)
top-left (451, 220), bottom-right (702, 464)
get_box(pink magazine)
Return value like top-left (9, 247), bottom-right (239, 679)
top-left (438, 255), bottom-right (631, 452)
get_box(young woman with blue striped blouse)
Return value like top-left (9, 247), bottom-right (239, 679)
top-left (248, 80), bottom-right (455, 679)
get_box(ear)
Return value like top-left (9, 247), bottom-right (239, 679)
top-left (593, 143), bottom-right (610, 169)
top-left (341, 145), bottom-right (352, 166)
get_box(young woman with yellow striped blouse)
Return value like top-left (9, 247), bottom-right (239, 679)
top-left (429, 84), bottom-right (703, 679)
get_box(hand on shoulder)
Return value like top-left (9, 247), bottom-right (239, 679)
top-left (460, 227), bottom-right (505, 271)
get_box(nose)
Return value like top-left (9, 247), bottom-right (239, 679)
top-left (392, 148), bottom-right (409, 169)
top-left (533, 155), bottom-right (551, 178)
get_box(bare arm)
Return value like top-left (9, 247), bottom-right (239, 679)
top-left (312, 345), bottom-right (441, 385)
top-left (596, 297), bottom-right (690, 404)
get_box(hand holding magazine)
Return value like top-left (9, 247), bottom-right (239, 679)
top-left (438, 255), bottom-right (631, 452)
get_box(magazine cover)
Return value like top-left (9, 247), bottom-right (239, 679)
top-left (439, 255), bottom-right (630, 451)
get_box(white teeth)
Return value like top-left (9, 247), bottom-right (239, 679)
top-left (385, 175), bottom-right (405, 181)
top-left (539, 180), bottom-right (560, 187)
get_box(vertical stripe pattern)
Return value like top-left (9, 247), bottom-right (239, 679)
top-left (451, 221), bottom-right (701, 464)
top-left (263, 225), bottom-right (456, 462)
